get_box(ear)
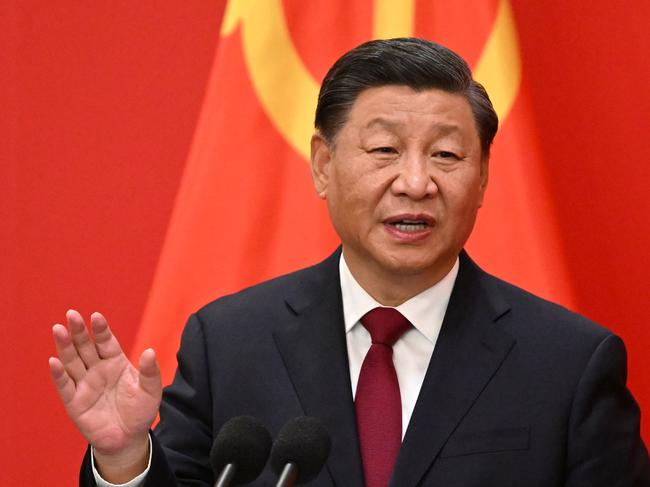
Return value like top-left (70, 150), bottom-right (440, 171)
top-left (477, 157), bottom-right (489, 208)
top-left (310, 132), bottom-right (332, 199)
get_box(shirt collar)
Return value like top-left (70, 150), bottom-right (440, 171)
top-left (339, 252), bottom-right (459, 344)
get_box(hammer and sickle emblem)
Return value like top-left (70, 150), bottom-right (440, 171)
top-left (221, 0), bottom-right (520, 161)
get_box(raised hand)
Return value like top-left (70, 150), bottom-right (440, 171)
top-left (49, 310), bottom-right (162, 480)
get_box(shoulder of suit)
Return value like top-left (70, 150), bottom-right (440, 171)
top-left (477, 267), bottom-right (613, 345)
top-left (194, 248), bottom-right (340, 323)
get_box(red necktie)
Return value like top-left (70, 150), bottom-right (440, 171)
top-left (355, 307), bottom-right (412, 487)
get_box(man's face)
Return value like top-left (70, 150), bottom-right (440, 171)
top-left (311, 85), bottom-right (487, 288)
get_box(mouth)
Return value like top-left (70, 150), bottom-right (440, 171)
top-left (384, 214), bottom-right (435, 232)
top-left (383, 214), bottom-right (435, 239)
top-left (391, 220), bottom-right (430, 232)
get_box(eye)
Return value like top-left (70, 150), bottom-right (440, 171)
top-left (370, 146), bottom-right (398, 154)
top-left (433, 150), bottom-right (460, 160)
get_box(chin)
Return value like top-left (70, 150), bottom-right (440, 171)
top-left (376, 250), bottom-right (443, 277)
top-left (383, 237), bottom-right (465, 273)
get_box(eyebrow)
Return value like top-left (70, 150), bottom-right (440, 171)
top-left (363, 117), bottom-right (400, 130)
top-left (363, 117), bottom-right (464, 135)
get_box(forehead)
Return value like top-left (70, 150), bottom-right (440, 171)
top-left (342, 85), bottom-right (478, 137)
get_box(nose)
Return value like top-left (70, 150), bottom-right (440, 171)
top-left (390, 154), bottom-right (437, 200)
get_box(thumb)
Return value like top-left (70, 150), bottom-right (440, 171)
top-left (138, 348), bottom-right (162, 397)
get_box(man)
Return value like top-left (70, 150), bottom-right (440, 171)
top-left (50, 38), bottom-right (650, 486)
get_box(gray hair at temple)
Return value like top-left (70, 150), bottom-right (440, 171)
top-left (314, 37), bottom-right (499, 159)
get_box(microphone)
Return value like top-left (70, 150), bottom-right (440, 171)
top-left (270, 416), bottom-right (332, 487)
top-left (210, 415), bottom-right (272, 487)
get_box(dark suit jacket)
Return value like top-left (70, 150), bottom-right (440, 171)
top-left (81, 249), bottom-right (650, 486)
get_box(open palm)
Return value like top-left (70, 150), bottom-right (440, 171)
top-left (49, 310), bottom-right (162, 456)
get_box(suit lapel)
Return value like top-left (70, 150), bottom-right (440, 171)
top-left (391, 252), bottom-right (515, 487)
top-left (273, 250), bottom-right (365, 487)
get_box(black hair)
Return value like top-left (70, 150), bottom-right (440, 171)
top-left (314, 38), bottom-right (498, 158)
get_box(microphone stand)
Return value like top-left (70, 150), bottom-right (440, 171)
top-left (214, 463), bottom-right (236, 487)
top-left (275, 462), bottom-right (298, 487)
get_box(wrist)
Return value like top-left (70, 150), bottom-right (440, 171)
top-left (93, 434), bottom-right (150, 484)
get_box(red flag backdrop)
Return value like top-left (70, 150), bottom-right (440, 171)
top-left (3, 1), bottom-right (650, 485)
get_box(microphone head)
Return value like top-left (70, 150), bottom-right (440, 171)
top-left (210, 415), bottom-right (272, 484)
top-left (270, 416), bottom-right (332, 484)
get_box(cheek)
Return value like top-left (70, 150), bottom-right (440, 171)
top-left (332, 166), bottom-right (382, 211)
top-left (443, 176), bottom-right (484, 217)
top-left (328, 179), bottom-right (385, 242)
top-left (326, 173), bottom-right (361, 231)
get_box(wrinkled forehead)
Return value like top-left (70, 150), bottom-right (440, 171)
top-left (339, 85), bottom-right (479, 139)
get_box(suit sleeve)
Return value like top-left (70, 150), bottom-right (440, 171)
top-left (79, 313), bottom-right (214, 487)
top-left (565, 334), bottom-right (650, 486)
top-left (79, 433), bottom-right (179, 487)
top-left (152, 313), bottom-right (215, 485)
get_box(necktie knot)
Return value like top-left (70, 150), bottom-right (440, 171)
top-left (361, 307), bottom-right (411, 346)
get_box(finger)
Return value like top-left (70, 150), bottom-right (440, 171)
top-left (138, 348), bottom-right (162, 398)
top-left (49, 356), bottom-right (76, 405)
top-left (66, 309), bottom-right (100, 368)
top-left (52, 323), bottom-right (87, 383)
top-left (90, 311), bottom-right (124, 360)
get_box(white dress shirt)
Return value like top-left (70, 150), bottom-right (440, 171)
top-left (340, 253), bottom-right (458, 439)
top-left (94, 253), bottom-right (459, 485)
